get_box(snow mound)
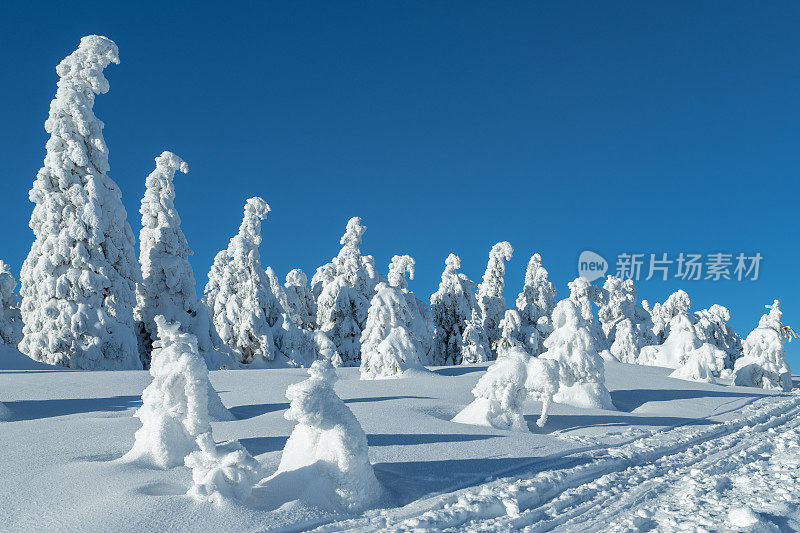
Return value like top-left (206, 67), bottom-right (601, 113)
top-left (185, 432), bottom-right (262, 506)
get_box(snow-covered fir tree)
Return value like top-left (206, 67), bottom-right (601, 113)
top-left (598, 276), bottom-right (656, 363)
top-left (646, 289), bottom-right (692, 344)
top-left (20, 36), bottom-right (141, 370)
top-left (430, 253), bottom-right (479, 366)
top-left (185, 432), bottom-right (263, 505)
top-left (315, 217), bottom-right (380, 366)
top-left (461, 308), bottom-right (491, 363)
top-left (476, 241), bottom-right (513, 348)
top-left (283, 269), bottom-right (317, 330)
top-left (497, 309), bottom-right (526, 357)
top-left (567, 277), bottom-right (609, 351)
top-left (387, 254), bottom-right (434, 360)
top-left (694, 304), bottom-right (742, 370)
top-left (203, 198), bottom-right (315, 366)
top-left (732, 300), bottom-right (795, 391)
top-left (514, 253), bottom-right (557, 356)
top-left (135, 152), bottom-right (233, 370)
top-left (123, 316), bottom-right (233, 469)
top-left (273, 360), bottom-right (382, 511)
top-left (266, 266), bottom-right (292, 320)
top-left (540, 298), bottom-right (615, 410)
top-left (360, 282), bottom-right (426, 379)
top-left (0, 261), bottom-right (23, 346)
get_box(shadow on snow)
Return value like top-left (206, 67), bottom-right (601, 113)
top-left (5, 395), bottom-right (141, 421)
top-left (610, 388), bottom-right (764, 412)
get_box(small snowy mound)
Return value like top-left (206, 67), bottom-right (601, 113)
top-left (732, 300), bottom-right (793, 392)
top-left (123, 316), bottom-right (226, 468)
top-left (268, 360), bottom-right (382, 511)
top-left (185, 433), bottom-right (262, 506)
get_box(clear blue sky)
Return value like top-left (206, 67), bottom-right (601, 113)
top-left (1, 2), bottom-right (798, 366)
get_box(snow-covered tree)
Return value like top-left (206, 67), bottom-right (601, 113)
top-left (514, 253), bottom-right (557, 356)
top-left (694, 304), bottom-right (742, 370)
top-left (203, 198), bottom-right (315, 366)
top-left (274, 360), bottom-right (382, 511)
top-left (20, 36), bottom-right (141, 370)
top-left (387, 255), bottom-right (434, 360)
top-left (461, 308), bottom-right (491, 363)
top-left (732, 300), bottom-right (794, 391)
top-left (598, 276), bottom-right (656, 363)
top-left (315, 218), bottom-right (381, 366)
top-left (0, 261), bottom-right (23, 346)
top-left (430, 254), bottom-right (479, 366)
top-left (639, 312), bottom-right (727, 383)
top-left (284, 269), bottom-right (317, 330)
top-left (123, 316), bottom-right (233, 469)
top-left (476, 241), bottom-right (513, 348)
top-left (135, 152), bottom-right (233, 370)
top-left (648, 289), bottom-right (692, 344)
top-left (540, 298), bottom-right (615, 410)
top-left (567, 277), bottom-right (608, 351)
top-left (185, 432), bottom-right (263, 505)
top-left (266, 266), bottom-right (292, 320)
top-left (452, 346), bottom-right (558, 430)
top-left (497, 309), bottom-right (525, 357)
top-left (360, 282), bottom-right (426, 379)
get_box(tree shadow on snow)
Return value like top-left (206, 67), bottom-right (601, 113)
top-left (5, 395), bottom-right (141, 421)
top-left (367, 433), bottom-right (498, 446)
top-left (610, 388), bottom-right (763, 412)
top-left (432, 367), bottom-right (486, 377)
top-left (230, 396), bottom-right (434, 420)
top-left (239, 436), bottom-right (289, 456)
top-left (532, 413), bottom-right (718, 433)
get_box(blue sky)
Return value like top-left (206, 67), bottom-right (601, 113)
top-left (1, 2), bottom-right (798, 366)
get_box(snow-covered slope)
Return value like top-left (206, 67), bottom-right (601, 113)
top-left (0, 346), bottom-right (796, 531)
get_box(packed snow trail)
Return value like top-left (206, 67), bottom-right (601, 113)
top-left (316, 392), bottom-right (800, 532)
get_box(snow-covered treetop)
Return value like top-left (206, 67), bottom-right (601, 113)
top-left (706, 304), bottom-right (730, 323)
top-left (444, 253), bottom-right (461, 274)
top-left (232, 197), bottom-right (270, 254)
top-left (388, 255), bottom-right (415, 289)
top-left (756, 300), bottom-right (797, 340)
top-left (663, 289), bottom-right (692, 317)
top-left (140, 151), bottom-right (190, 256)
top-left (339, 216), bottom-right (366, 251)
top-left (286, 268), bottom-right (308, 288)
top-left (478, 241), bottom-right (513, 299)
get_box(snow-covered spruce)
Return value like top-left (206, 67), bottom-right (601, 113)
top-left (514, 253), bottom-right (557, 356)
top-left (694, 304), bottom-right (742, 370)
top-left (452, 346), bottom-right (558, 430)
top-left (203, 198), bottom-right (315, 366)
top-left (387, 255), bottom-right (434, 362)
top-left (598, 276), bottom-right (656, 363)
top-left (645, 289), bottom-right (692, 344)
top-left (496, 309), bottom-right (526, 358)
top-left (185, 432), bottom-right (262, 506)
top-left (268, 360), bottom-right (382, 511)
top-left (476, 241), bottom-right (513, 351)
top-left (461, 308), bottom-right (491, 363)
top-left (123, 316), bottom-right (232, 469)
top-left (283, 269), bottom-right (317, 330)
top-left (135, 152), bottom-right (234, 370)
top-left (430, 254), bottom-right (480, 366)
top-left (20, 36), bottom-right (141, 370)
top-left (314, 217), bottom-right (381, 366)
top-left (360, 282), bottom-right (426, 379)
top-left (567, 277), bottom-right (609, 351)
top-left (732, 300), bottom-right (794, 391)
top-left (540, 298), bottom-right (615, 410)
top-left (0, 261), bottom-right (23, 346)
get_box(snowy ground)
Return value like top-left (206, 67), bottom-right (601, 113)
top-left (1, 345), bottom-right (798, 532)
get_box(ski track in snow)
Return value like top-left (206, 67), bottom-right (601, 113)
top-left (317, 392), bottom-right (800, 532)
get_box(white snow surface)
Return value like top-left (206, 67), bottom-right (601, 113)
top-left (1, 344), bottom-right (798, 532)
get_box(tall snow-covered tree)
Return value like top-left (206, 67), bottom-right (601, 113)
top-left (732, 300), bottom-right (794, 391)
top-left (430, 253), bottom-right (479, 366)
top-left (360, 282), bottom-right (426, 379)
top-left (135, 152), bottom-right (233, 370)
top-left (20, 36), bottom-right (141, 370)
top-left (461, 308), bottom-right (491, 363)
top-left (540, 298), bottom-right (615, 410)
top-left (0, 261), bottom-right (23, 346)
top-left (567, 277), bottom-right (609, 350)
top-left (387, 255), bottom-right (434, 360)
top-left (203, 198), bottom-right (315, 366)
top-left (515, 253), bottom-right (556, 356)
top-left (283, 269), bottom-right (317, 330)
top-left (315, 217), bottom-right (380, 365)
top-left (476, 241), bottom-right (513, 348)
top-left (694, 304), bottom-right (742, 370)
top-left (598, 276), bottom-right (656, 363)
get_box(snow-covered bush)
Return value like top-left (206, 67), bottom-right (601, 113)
top-left (540, 298), bottom-right (615, 410)
top-left (567, 277), bottom-right (609, 350)
top-left (123, 316), bottom-right (232, 468)
top-left (315, 218), bottom-right (381, 366)
top-left (599, 276), bottom-right (656, 363)
top-left (732, 300), bottom-right (794, 392)
top-left (388, 255), bottom-right (434, 362)
top-left (514, 253), bottom-right (557, 356)
top-left (274, 360), bottom-right (382, 511)
top-left (135, 152), bottom-right (233, 370)
top-left (647, 290), bottom-right (692, 344)
top-left (461, 308), bottom-right (491, 363)
top-left (360, 282), bottom-right (426, 379)
top-left (20, 36), bottom-right (141, 370)
top-left (284, 269), bottom-right (317, 330)
top-left (638, 312), bottom-right (727, 383)
top-left (0, 261), bottom-right (23, 346)
top-left (203, 198), bottom-right (315, 366)
top-left (453, 346), bottom-right (558, 430)
top-left (694, 304), bottom-right (742, 370)
top-left (476, 241), bottom-right (513, 349)
top-left (185, 432), bottom-right (263, 506)
top-left (430, 254), bottom-right (479, 365)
